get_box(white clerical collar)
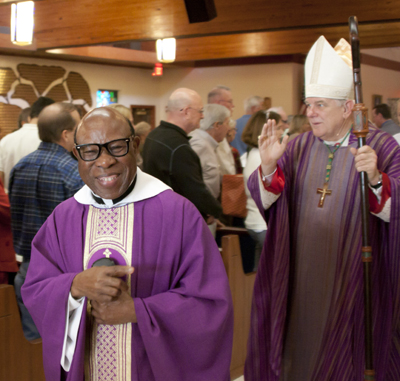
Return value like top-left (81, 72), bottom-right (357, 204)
top-left (323, 133), bottom-right (350, 147)
top-left (74, 168), bottom-right (171, 208)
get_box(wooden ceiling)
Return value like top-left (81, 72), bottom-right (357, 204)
top-left (0, 0), bottom-right (400, 68)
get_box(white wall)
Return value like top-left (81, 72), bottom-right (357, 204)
top-left (161, 63), bottom-right (301, 120)
top-left (0, 55), bottom-right (302, 126)
top-left (361, 63), bottom-right (400, 114)
top-left (2, 53), bottom-right (400, 126)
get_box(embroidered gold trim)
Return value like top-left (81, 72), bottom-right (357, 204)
top-left (84, 204), bottom-right (134, 380)
top-left (310, 36), bottom-right (324, 85)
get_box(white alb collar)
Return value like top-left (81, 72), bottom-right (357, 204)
top-left (74, 168), bottom-right (171, 208)
top-left (323, 133), bottom-right (350, 147)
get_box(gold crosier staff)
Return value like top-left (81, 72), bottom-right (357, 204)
top-left (348, 16), bottom-right (375, 381)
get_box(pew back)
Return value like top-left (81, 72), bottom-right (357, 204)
top-left (0, 284), bottom-right (45, 381)
top-left (221, 234), bottom-right (256, 380)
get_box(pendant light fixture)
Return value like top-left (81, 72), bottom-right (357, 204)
top-left (11, 1), bottom-right (34, 46)
top-left (156, 38), bottom-right (176, 63)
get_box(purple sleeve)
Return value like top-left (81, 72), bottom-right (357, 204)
top-left (133, 198), bottom-right (233, 381)
top-left (21, 200), bottom-right (86, 381)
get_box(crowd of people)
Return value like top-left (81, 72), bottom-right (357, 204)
top-left (0, 33), bottom-right (400, 380)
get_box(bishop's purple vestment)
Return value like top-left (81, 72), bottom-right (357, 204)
top-left (22, 185), bottom-right (233, 381)
top-left (244, 127), bottom-right (400, 380)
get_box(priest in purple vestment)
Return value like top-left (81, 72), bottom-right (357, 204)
top-left (244, 36), bottom-right (400, 380)
top-left (21, 107), bottom-right (233, 381)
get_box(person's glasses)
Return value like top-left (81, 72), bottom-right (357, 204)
top-left (180, 107), bottom-right (204, 114)
top-left (74, 136), bottom-right (133, 161)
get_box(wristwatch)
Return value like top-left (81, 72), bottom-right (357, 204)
top-left (370, 173), bottom-right (383, 189)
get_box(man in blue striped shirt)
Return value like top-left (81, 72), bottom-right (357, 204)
top-left (9, 102), bottom-right (84, 340)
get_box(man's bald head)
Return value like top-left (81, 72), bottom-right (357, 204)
top-left (166, 88), bottom-right (204, 133)
top-left (75, 107), bottom-right (134, 143)
top-left (38, 103), bottom-right (80, 144)
top-left (166, 88), bottom-right (200, 112)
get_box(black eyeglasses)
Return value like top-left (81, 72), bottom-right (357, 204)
top-left (74, 136), bottom-right (133, 161)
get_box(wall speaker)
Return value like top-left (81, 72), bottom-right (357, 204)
top-left (183, 0), bottom-right (217, 24)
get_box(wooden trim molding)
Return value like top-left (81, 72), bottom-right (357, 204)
top-left (361, 53), bottom-right (400, 72)
top-left (194, 54), bottom-right (306, 68)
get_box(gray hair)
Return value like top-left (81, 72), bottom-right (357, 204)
top-left (108, 104), bottom-right (132, 120)
top-left (244, 96), bottom-right (263, 113)
top-left (200, 104), bottom-right (230, 131)
top-left (207, 85), bottom-right (231, 103)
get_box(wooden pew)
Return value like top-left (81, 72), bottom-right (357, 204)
top-left (0, 284), bottom-right (45, 381)
top-left (220, 233), bottom-right (256, 380)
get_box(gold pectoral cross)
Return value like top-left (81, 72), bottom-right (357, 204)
top-left (317, 183), bottom-right (332, 208)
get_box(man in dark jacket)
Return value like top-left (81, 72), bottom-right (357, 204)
top-left (143, 88), bottom-right (222, 222)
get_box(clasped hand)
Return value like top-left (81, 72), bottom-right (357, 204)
top-left (71, 265), bottom-right (137, 324)
top-left (259, 119), bottom-right (289, 176)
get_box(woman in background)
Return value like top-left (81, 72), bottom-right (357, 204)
top-left (134, 121), bottom-right (151, 169)
top-left (287, 114), bottom-right (311, 142)
top-left (241, 111), bottom-right (281, 271)
top-left (226, 119), bottom-right (243, 174)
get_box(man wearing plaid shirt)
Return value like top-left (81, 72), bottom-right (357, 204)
top-left (9, 102), bottom-right (84, 340)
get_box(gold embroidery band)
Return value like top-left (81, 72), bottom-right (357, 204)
top-left (84, 204), bottom-right (134, 380)
top-left (310, 36), bottom-right (324, 85)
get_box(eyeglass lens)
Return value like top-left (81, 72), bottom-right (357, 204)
top-left (77, 138), bottom-right (130, 161)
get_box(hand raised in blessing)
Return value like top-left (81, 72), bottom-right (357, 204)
top-left (258, 119), bottom-right (289, 176)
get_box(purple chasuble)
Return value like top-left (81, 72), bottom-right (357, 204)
top-left (22, 190), bottom-right (233, 381)
top-left (244, 127), bottom-right (400, 380)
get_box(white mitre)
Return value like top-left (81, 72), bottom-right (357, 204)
top-left (305, 35), bottom-right (354, 100)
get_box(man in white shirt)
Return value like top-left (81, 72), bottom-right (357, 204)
top-left (0, 97), bottom-right (54, 191)
top-left (189, 103), bottom-right (231, 198)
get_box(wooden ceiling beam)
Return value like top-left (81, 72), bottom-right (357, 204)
top-left (0, 0), bottom-right (400, 67)
top-left (0, 0), bottom-right (399, 50)
top-left (1, 22), bottom-right (400, 68)
top-left (168, 22), bottom-right (400, 62)
top-left (45, 46), bottom-right (157, 67)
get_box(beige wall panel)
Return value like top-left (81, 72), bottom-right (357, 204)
top-left (1, 54), bottom-right (399, 135)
